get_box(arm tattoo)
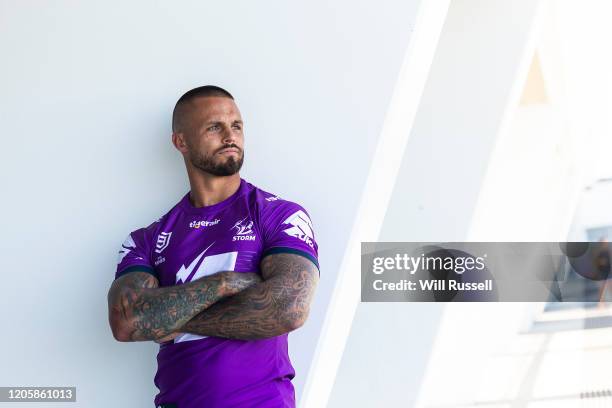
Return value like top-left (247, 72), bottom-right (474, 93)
top-left (107, 270), bottom-right (260, 342)
top-left (181, 253), bottom-right (319, 340)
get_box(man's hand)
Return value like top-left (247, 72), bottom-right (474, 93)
top-left (179, 253), bottom-right (319, 340)
top-left (154, 332), bottom-right (180, 344)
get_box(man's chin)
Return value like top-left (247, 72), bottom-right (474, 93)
top-left (190, 154), bottom-right (243, 177)
top-left (210, 159), bottom-right (243, 176)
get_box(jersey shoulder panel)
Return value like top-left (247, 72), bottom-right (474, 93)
top-left (245, 181), bottom-right (319, 268)
top-left (244, 181), bottom-right (304, 216)
top-left (114, 200), bottom-right (181, 280)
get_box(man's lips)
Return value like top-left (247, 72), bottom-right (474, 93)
top-left (217, 147), bottom-right (241, 154)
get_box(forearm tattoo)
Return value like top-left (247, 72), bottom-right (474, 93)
top-left (182, 253), bottom-right (319, 340)
top-left (108, 271), bottom-right (260, 341)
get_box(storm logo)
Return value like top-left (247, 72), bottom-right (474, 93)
top-left (232, 218), bottom-right (254, 235)
top-left (232, 218), bottom-right (256, 241)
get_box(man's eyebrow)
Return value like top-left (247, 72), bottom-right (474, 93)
top-left (204, 119), bottom-right (243, 125)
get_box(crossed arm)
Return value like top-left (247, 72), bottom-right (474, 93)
top-left (107, 253), bottom-right (319, 342)
top-left (107, 270), bottom-right (261, 341)
top-left (180, 253), bottom-right (319, 340)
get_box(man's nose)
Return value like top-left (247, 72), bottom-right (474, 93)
top-left (221, 127), bottom-right (235, 145)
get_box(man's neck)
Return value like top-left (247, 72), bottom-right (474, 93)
top-left (187, 173), bottom-right (241, 208)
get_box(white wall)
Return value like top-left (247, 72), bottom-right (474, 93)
top-left (0, 1), bottom-right (419, 406)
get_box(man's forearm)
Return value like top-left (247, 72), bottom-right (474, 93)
top-left (181, 253), bottom-right (318, 340)
top-left (109, 271), bottom-right (260, 342)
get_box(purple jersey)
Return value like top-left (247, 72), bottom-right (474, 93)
top-left (114, 179), bottom-right (319, 408)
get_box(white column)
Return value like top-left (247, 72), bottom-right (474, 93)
top-left (300, 1), bottom-right (451, 407)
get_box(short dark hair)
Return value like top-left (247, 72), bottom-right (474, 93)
top-left (172, 85), bottom-right (234, 132)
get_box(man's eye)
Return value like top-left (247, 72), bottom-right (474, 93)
top-left (232, 125), bottom-right (242, 130)
top-left (208, 125), bottom-right (220, 131)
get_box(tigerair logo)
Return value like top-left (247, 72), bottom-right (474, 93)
top-left (232, 217), bottom-right (256, 241)
top-left (282, 210), bottom-right (315, 248)
top-left (189, 219), bottom-right (220, 229)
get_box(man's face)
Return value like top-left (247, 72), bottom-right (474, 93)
top-left (180, 96), bottom-right (245, 177)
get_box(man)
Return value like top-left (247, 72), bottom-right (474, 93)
top-left (107, 85), bottom-right (320, 408)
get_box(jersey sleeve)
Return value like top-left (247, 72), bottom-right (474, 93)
top-left (115, 228), bottom-right (158, 280)
top-left (260, 200), bottom-right (319, 271)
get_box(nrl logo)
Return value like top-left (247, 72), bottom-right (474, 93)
top-left (155, 231), bottom-right (172, 253)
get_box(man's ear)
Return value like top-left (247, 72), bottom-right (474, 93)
top-left (172, 132), bottom-right (189, 154)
